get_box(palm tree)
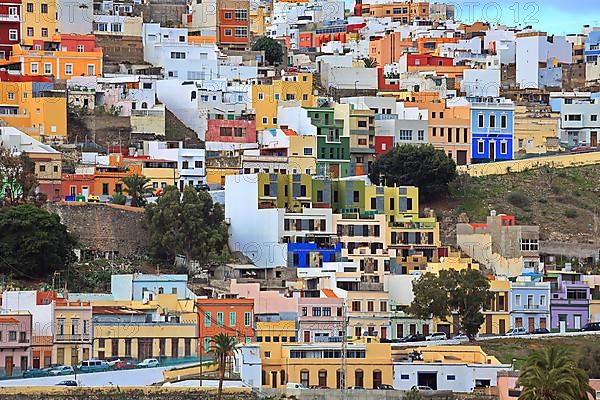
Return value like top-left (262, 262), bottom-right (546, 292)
top-left (362, 57), bottom-right (379, 68)
top-left (212, 333), bottom-right (239, 400)
top-left (517, 346), bottom-right (594, 400)
top-left (122, 174), bottom-right (154, 207)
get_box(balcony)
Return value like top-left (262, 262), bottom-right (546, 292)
top-left (131, 108), bottom-right (165, 117)
top-left (389, 221), bottom-right (436, 230)
top-left (55, 333), bottom-right (91, 342)
top-left (0, 14), bottom-right (20, 22)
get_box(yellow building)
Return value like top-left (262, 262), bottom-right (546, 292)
top-left (0, 77), bottom-right (67, 143)
top-left (260, 340), bottom-right (393, 389)
top-left (426, 251), bottom-right (480, 274)
top-left (288, 135), bottom-right (317, 175)
top-left (397, 345), bottom-right (502, 365)
top-left (480, 279), bottom-right (511, 335)
top-left (136, 159), bottom-right (179, 193)
top-left (250, 5), bottom-right (268, 36)
top-left (256, 320), bottom-right (297, 343)
top-left (22, 0), bottom-right (58, 44)
top-left (53, 300), bottom-right (92, 366)
top-left (91, 294), bottom-right (198, 360)
top-left (252, 73), bottom-right (316, 131)
top-left (347, 291), bottom-right (391, 339)
top-left (514, 104), bottom-right (561, 154)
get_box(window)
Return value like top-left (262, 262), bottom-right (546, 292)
top-left (111, 23), bottom-right (122, 32)
top-left (224, 28), bottom-right (232, 36)
top-left (351, 301), bottom-right (361, 312)
top-left (540, 295), bottom-right (546, 306)
top-left (489, 114), bottom-right (496, 128)
top-left (417, 130), bottom-right (425, 141)
top-left (515, 295), bottom-right (521, 306)
top-left (301, 307), bottom-right (307, 316)
top-left (262, 117), bottom-right (268, 124)
top-left (8, 30), bottom-right (17, 41)
top-left (8, 331), bottom-right (16, 341)
top-left (591, 115), bottom-right (598, 122)
top-left (447, 375), bottom-right (456, 381)
top-left (224, 11), bottom-right (232, 19)
top-left (234, 27), bottom-right (248, 37)
top-left (501, 114), bottom-right (507, 128)
top-left (235, 9), bottom-right (248, 20)
top-left (87, 64), bottom-right (95, 75)
top-left (380, 301), bottom-right (387, 312)
top-left (357, 120), bottom-right (367, 128)
top-left (478, 140), bottom-right (484, 154)
top-left (77, 44), bottom-right (84, 52)
top-left (520, 239), bottom-right (539, 251)
top-left (217, 312), bottom-right (224, 326)
top-left (303, 147), bottom-right (312, 156)
top-left (367, 301), bottom-right (374, 312)
top-left (26, 2), bottom-right (33, 12)
top-left (257, 92), bottom-right (264, 100)
top-left (27, 27), bottom-right (34, 36)
top-left (44, 63), bottom-right (52, 75)
top-left (170, 52), bottom-right (186, 59)
top-left (195, 160), bottom-right (203, 168)
top-left (7, 92), bottom-right (14, 100)
top-left (244, 312), bottom-right (251, 326)
top-left (41, 28), bottom-right (48, 37)
top-left (229, 312), bottom-right (236, 327)
top-left (204, 311), bottom-right (211, 327)
top-left (204, 337), bottom-right (211, 353)
top-left (312, 307), bottom-right (321, 316)
top-left (41, 3), bottom-right (48, 12)
top-left (65, 64), bottom-right (73, 75)
top-left (478, 113), bottom-right (484, 128)
top-left (323, 307), bottom-right (331, 316)
top-left (500, 141), bottom-right (507, 154)
top-left (398, 130), bottom-right (412, 141)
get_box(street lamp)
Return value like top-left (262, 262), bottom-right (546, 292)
top-left (354, 80), bottom-right (359, 96)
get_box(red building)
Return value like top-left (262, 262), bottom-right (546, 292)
top-left (0, 0), bottom-right (21, 59)
top-left (61, 174), bottom-right (95, 199)
top-left (196, 298), bottom-right (254, 355)
top-left (205, 119), bottom-right (256, 143)
top-left (59, 34), bottom-right (100, 52)
top-left (404, 53), bottom-right (454, 67)
top-left (217, 0), bottom-right (249, 49)
top-left (374, 136), bottom-right (393, 156)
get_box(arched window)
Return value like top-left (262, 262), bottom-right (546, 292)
top-left (336, 369), bottom-right (344, 389)
top-left (262, 369), bottom-right (267, 386)
top-left (318, 369), bottom-right (328, 388)
top-left (141, 102), bottom-right (148, 109)
top-left (354, 369), bottom-right (364, 388)
top-left (372, 369), bottom-right (382, 389)
top-left (300, 369), bottom-right (309, 387)
top-left (280, 370), bottom-right (286, 385)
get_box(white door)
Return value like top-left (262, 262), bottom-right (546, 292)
top-left (574, 315), bottom-right (582, 330)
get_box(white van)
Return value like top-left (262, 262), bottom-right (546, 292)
top-left (286, 383), bottom-right (307, 389)
top-left (79, 359), bottom-right (110, 372)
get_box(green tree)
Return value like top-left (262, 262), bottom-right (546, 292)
top-left (408, 269), bottom-right (491, 340)
top-left (0, 205), bottom-right (77, 279)
top-left (368, 144), bottom-right (457, 200)
top-left (212, 333), bottom-right (239, 400)
top-left (123, 174), bottom-right (154, 207)
top-left (577, 343), bottom-right (600, 379)
top-left (362, 57), bottom-right (379, 68)
top-left (0, 148), bottom-right (43, 206)
top-left (109, 192), bottom-right (127, 205)
top-left (518, 346), bottom-right (594, 400)
top-left (145, 186), bottom-right (228, 263)
top-left (252, 36), bottom-right (284, 65)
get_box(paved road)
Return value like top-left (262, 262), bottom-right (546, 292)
top-left (0, 364), bottom-right (197, 387)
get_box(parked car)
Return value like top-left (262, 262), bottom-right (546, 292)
top-left (285, 382), bottom-right (307, 390)
top-left (348, 386), bottom-right (365, 390)
top-left (581, 322), bottom-right (600, 332)
top-left (194, 183), bottom-right (210, 192)
top-left (415, 385), bottom-right (434, 394)
top-left (400, 334), bottom-right (427, 343)
top-left (570, 146), bottom-right (595, 154)
top-left (56, 380), bottom-right (78, 386)
top-left (49, 366), bottom-right (74, 376)
top-left (23, 368), bottom-right (48, 378)
top-left (78, 359), bottom-right (110, 373)
top-left (426, 332), bottom-right (447, 341)
top-left (377, 384), bottom-right (395, 390)
top-left (42, 364), bottom-right (63, 372)
top-left (530, 328), bottom-right (550, 335)
top-left (137, 358), bottom-right (160, 368)
top-left (506, 327), bottom-right (528, 336)
top-left (87, 195), bottom-right (100, 203)
top-left (113, 360), bottom-right (137, 370)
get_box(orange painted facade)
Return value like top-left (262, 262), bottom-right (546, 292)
top-left (196, 298), bottom-right (254, 353)
top-left (368, 32), bottom-right (413, 66)
top-left (416, 37), bottom-right (460, 54)
top-left (362, 1), bottom-right (429, 21)
top-left (218, 0), bottom-right (250, 48)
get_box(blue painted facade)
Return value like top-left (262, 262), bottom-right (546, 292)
top-left (509, 279), bottom-right (551, 331)
top-left (585, 31), bottom-right (600, 63)
top-left (287, 242), bottom-right (342, 268)
top-left (470, 99), bottom-right (515, 161)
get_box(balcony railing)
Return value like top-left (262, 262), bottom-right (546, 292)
top-left (55, 333), bottom-right (91, 342)
top-left (0, 14), bottom-right (20, 22)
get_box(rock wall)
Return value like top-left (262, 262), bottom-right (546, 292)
top-left (46, 203), bottom-right (148, 258)
top-left (0, 388), bottom-right (256, 400)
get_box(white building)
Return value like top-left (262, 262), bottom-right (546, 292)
top-left (233, 344), bottom-right (262, 388)
top-left (461, 68), bottom-right (501, 98)
top-left (145, 141), bottom-right (207, 189)
top-left (58, 0), bottom-right (94, 34)
top-left (549, 92), bottom-right (600, 147)
top-left (515, 32), bottom-right (572, 89)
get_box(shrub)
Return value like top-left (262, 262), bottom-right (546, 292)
top-left (564, 208), bottom-right (577, 218)
top-left (507, 191), bottom-right (530, 209)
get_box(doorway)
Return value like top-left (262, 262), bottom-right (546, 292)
top-left (574, 315), bottom-right (582, 330)
top-left (591, 131), bottom-right (597, 147)
top-left (489, 141), bottom-right (496, 161)
top-left (457, 150), bottom-right (468, 166)
top-left (5, 356), bottom-right (13, 376)
top-left (528, 317), bottom-right (535, 332)
top-left (417, 372), bottom-right (437, 390)
top-left (499, 319), bottom-right (506, 335)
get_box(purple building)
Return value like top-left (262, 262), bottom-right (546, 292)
top-left (0, 312), bottom-right (33, 376)
top-left (546, 270), bottom-right (590, 331)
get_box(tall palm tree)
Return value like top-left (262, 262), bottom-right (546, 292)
top-left (212, 333), bottom-right (239, 400)
top-left (517, 346), bottom-right (594, 400)
top-left (122, 174), bottom-right (154, 207)
top-left (362, 57), bottom-right (379, 68)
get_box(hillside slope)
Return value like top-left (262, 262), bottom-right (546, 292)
top-left (428, 165), bottom-right (600, 246)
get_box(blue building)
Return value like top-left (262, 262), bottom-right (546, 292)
top-left (469, 97), bottom-right (515, 162)
top-left (111, 274), bottom-right (194, 301)
top-left (585, 31), bottom-right (600, 63)
top-left (509, 276), bottom-right (551, 332)
top-left (287, 242), bottom-right (342, 268)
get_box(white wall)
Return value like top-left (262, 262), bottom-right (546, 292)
top-left (462, 69), bottom-right (501, 97)
top-left (2, 291), bottom-right (54, 337)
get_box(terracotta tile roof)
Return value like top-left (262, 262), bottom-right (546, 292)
top-left (321, 289), bottom-right (337, 298)
top-left (0, 317), bottom-right (19, 324)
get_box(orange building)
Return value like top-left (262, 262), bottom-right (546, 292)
top-left (368, 32), bottom-right (413, 66)
top-left (405, 92), bottom-right (472, 166)
top-left (362, 1), bottom-right (429, 22)
top-left (217, 0), bottom-right (250, 49)
top-left (1, 34), bottom-right (102, 79)
top-left (416, 37), bottom-right (460, 54)
top-left (196, 298), bottom-right (254, 354)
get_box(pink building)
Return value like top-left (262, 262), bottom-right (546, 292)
top-left (297, 290), bottom-right (344, 343)
top-left (230, 280), bottom-right (297, 315)
top-left (0, 312), bottom-right (33, 376)
top-left (205, 120), bottom-right (257, 144)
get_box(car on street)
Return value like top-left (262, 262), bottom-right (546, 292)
top-left (377, 384), bottom-right (395, 390)
top-left (137, 358), bottom-right (160, 368)
top-left (506, 327), bottom-right (528, 336)
top-left (400, 334), bottom-right (427, 343)
top-left (79, 359), bottom-right (110, 373)
top-left (348, 386), bottom-right (365, 390)
top-left (581, 322), bottom-right (600, 332)
top-left (415, 385), bottom-right (434, 394)
top-left (530, 328), bottom-right (550, 335)
top-left (87, 195), bottom-right (100, 203)
top-left (56, 380), bottom-right (78, 386)
top-left (23, 368), bottom-right (48, 378)
top-left (426, 332), bottom-right (447, 341)
top-left (49, 366), bottom-right (75, 376)
top-left (113, 360), bottom-right (137, 370)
